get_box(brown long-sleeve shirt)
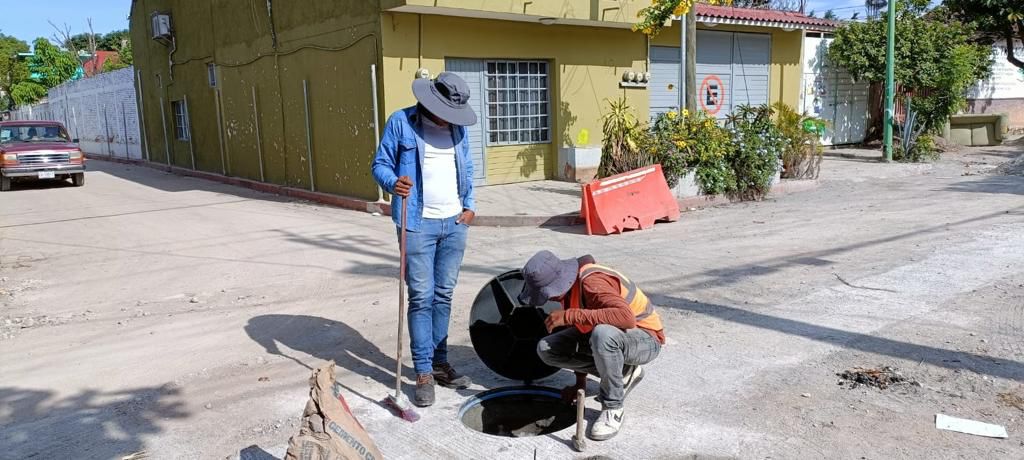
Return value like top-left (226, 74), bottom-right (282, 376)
top-left (561, 256), bottom-right (666, 344)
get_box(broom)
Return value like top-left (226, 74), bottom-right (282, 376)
top-left (382, 197), bottom-right (420, 422)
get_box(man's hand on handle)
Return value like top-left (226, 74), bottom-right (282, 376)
top-left (394, 176), bottom-right (413, 198)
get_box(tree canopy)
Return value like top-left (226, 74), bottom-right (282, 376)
top-left (943, 0), bottom-right (1024, 69)
top-left (828, 0), bottom-right (992, 131)
top-left (0, 34), bottom-right (31, 110)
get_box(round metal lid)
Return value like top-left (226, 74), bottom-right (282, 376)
top-left (468, 270), bottom-right (563, 382)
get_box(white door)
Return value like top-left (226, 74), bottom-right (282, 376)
top-left (802, 34), bottom-right (869, 146)
top-left (444, 58), bottom-right (487, 185)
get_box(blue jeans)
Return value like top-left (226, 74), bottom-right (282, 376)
top-left (400, 215), bottom-right (468, 375)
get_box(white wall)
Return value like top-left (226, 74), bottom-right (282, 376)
top-left (11, 67), bottom-right (144, 159)
top-left (968, 41), bottom-right (1024, 100)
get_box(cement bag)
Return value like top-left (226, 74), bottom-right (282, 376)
top-left (285, 361), bottom-right (383, 460)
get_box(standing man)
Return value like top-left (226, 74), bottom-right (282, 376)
top-left (518, 251), bottom-right (665, 441)
top-left (372, 72), bottom-right (477, 407)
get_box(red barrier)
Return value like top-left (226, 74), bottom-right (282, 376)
top-left (580, 164), bottom-right (680, 235)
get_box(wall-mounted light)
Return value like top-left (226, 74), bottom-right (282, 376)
top-left (538, 17), bottom-right (557, 26)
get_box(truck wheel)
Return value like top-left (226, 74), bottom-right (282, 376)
top-left (0, 174), bottom-right (10, 192)
top-left (72, 173), bottom-right (85, 187)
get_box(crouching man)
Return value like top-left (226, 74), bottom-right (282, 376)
top-left (517, 250), bottom-right (665, 441)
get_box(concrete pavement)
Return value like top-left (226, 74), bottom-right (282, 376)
top-left (2, 142), bottom-right (1023, 459)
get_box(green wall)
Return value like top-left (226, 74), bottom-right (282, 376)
top-left (130, 0), bottom-right (382, 200)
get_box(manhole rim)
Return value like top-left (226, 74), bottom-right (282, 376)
top-left (457, 385), bottom-right (565, 420)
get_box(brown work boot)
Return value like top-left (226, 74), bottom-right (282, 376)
top-left (414, 373), bottom-right (435, 407)
top-left (432, 362), bottom-right (471, 389)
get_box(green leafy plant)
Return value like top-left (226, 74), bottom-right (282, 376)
top-left (598, 97), bottom-right (653, 178)
top-left (772, 102), bottom-right (825, 179)
top-left (0, 34), bottom-right (31, 110)
top-left (29, 38), bottom-right (78, 88)
top-left (634, 0), bottom-right (733, 36)
top-left (725, 105), bottom-right (786, 201)
top-left (893, 95), bottom-right (937, 162)
top-left (649, 109), bottom-right (734, 193)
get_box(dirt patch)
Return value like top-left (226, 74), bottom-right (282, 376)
top-left (837, 366), bottom-right (917, 390)
top-left (997, 391), bottom-right (1024, 412)
top-left (994, 153), bottom-right (1024, 176)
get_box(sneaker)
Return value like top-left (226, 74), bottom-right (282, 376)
top-left (588, 408), bottom-right (624, 441)
top-left (622, 365), bottom-right (645, 399)
top-left (432, 362), bottom-right (472, 389)
top-left (414, 374), bottom-right (435, 407)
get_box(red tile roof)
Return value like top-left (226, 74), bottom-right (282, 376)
top-left (695, 4), bottom-right (839, 30)
top-left (82, 51), bottom-right (119, 77)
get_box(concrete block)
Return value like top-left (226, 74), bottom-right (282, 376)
top-left (557, 146), bottom-right (601, 183)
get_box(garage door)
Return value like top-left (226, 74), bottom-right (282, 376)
top-left (444, 58), bottom-right (487, 185)
top-left (650, 31), bottom-right (771, 119)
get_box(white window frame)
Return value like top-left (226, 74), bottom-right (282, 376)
top-left (485, 60), bottom-right (550, 146)
top-left (171, 100), bottom-right (190, 141)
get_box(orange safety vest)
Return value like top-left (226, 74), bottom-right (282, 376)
top-left (566, 263), bottom-right (663, 335)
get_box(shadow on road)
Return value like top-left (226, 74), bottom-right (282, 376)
top-left (245, 314), bottom-right (413, 406)
top-left (0, 384), bottom-right (188, 459)
top-left (941, 175), bottom-right (1024, 196)
top-left (87, 159), bottom-right (294, 199)
top-left (641, 206), bottom-right (1024, 292)
top-left (651, 294), bottom-right (1024, 382)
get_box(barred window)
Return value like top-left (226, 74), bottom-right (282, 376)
top-left (485, 61), bottom-right (550, 145)
top-left (171, 100), bottom-right (190, 141)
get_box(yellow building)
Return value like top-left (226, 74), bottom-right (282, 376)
top-left (130, 1), bottom-right (835, 200)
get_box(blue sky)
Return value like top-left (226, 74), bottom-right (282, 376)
top-left (1, 1), bottom-right (131, 45)
top-left (0, 0), bottom-right (927, 47)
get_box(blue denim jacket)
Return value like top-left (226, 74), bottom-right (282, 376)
top-left (372, 106), bottom-right (475, 231)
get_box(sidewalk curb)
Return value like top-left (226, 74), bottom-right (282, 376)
top-left (88, 156), bottom-right (818, 228)
top-left (86, 155), bottom-right (390, 215)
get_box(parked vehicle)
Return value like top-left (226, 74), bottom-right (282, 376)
top-left (0, 121), bottom-right (85, 191)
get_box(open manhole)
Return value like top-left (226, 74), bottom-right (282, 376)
top-left (462, 271), bottom-right (575, 437)
top-left (459, 386), bottom-right (576, 437)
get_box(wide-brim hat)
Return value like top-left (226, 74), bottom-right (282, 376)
top-left (412, 72), bottom-right (478, 126)
top-left (517, 250), bottom-right (578, 306)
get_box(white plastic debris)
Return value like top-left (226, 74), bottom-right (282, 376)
top-left (935, 414), bottom-right (1008, 438)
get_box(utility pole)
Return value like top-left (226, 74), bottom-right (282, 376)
top-left (685, 9), bottom-right (697, 112)
top-left (883, 0), bottom-right (896, 161)
top-left (679, 14), bottom-right (686, 111)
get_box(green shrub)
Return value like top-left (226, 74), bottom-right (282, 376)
top-left (772, 102), bottom-right (825, 180)
top-left (649, 109), bottom-right (734, 192)
top-left (725, 105), bottom-right (786, 201)
top-left (598, 97), bottom-right (653, 178)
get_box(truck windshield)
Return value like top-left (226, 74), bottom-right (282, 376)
top-left (0, 125), bottom-right (71, 144)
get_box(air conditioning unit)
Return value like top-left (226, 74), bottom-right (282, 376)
top-left (151, 13), bottom-right (172, 40)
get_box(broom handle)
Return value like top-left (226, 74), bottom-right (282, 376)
top-left (395, 197), bottom-right (408, 397)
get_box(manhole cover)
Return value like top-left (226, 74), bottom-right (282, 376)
top-left (469, 270), bottom-right (563, 382)
top-left (459, 386), bottom-right (575, 437)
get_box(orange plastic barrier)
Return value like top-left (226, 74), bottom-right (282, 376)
top-left (580, 164), bottom-right (680, 235)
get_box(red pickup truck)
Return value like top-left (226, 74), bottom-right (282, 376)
top-left (0, 120), bottom-right (85, 191)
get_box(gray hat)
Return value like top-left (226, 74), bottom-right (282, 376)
top-left (518, 251), bottom-right (578, 306)
top-left (412, 72), bottom-right (478, 126)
